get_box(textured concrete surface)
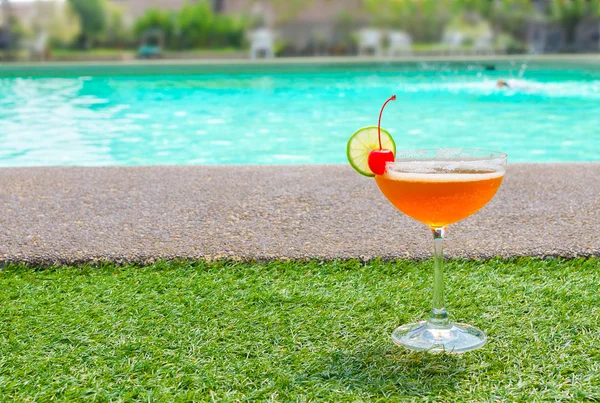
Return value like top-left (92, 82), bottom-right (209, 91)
top-left (0, 164), bottom-right (598, 265)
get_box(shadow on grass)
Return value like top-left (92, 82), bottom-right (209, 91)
top-left (315, 344), bottom-right (467, 398)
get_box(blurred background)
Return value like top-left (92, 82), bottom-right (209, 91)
top-left (1, 1), bottom-right (599, 167)
top-left (0, 0), bottom-right (599, 62)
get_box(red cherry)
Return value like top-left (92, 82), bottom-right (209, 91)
top-left (368, 149), bottom-right (394, 175)
top-left (368, 94), bottom-right (396, 175)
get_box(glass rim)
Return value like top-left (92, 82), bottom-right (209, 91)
top-left (392, 148), bottom-right (508, 161)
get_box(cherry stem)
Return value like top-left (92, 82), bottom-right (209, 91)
top-left (378, 95), bottom-right (396, 150)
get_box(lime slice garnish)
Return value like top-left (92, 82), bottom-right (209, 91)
top-left (346, 126), bottom-right (396, 177)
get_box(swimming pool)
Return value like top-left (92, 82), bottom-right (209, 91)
top-left (1, 59), bottom-right (599, 166)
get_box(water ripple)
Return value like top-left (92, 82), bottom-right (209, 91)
top-left (0, 68), bottom-right (599, 166)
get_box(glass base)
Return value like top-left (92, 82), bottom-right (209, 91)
top-left (392, 321), bottom-right (486, 354)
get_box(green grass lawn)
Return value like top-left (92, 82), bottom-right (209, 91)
top-left (1, 258), bottom-right (599, 402)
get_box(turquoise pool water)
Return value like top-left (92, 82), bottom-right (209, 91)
top-left (1, 62), bottom-right (599, 166)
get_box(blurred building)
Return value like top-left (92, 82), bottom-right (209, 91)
top-left (218, 0), bottom-right (364, 19)
top-left (0, 0), bottom-right (58, 30)
top-left (110, 0), bottom-right (198, 18)
top-left (108, 0), bottom-right (364, 21)
top-left (110, 0), bottom-right (367, 54)
top-left (217, 0), bottom-right (367, 55)
top-left (1, 0), bottom-right (597, 55)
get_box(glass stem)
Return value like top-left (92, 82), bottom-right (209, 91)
top-left (428, 227), bottom-right (450, 329)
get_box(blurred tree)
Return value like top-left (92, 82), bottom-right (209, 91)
top-left (452, 0), bottom-right (533, 31)
top-left (449, 0), bottom-right (533, 52)
top-left (134, 1), bottom-right (246, 50)
top-left (332, 10), bottom-right (358, 54)
top-left (490, 0), bottom-right (534, 33)
top-left (0, 0), bottom-right (18, 59)
top-left (48, 2), bottom-right (81, 48)
top-left (549, 0), bottom-right (600, 45)
top-left (67, 0), bottom-right (107, 48)
top-left (178, 1), bottom-right (214, 48)
top-left (363, 0), bottom-right (452, 42)
top-left (134, 9), bottom-right (176, 48)
top-left (1, 0), bottom-right (9, 27)
top-left (211, 14), bottom-right (246, 48)
top-left (451, 0), bottom-right (493, 18)
top-left (104, 3), bottom-right (130, 48)
top-left (446, 13), bottom-right (492, 49)
top-left (178, 1), bottom-right (246, 49)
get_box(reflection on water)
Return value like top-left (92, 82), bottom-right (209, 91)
top-left (1, 66), bottom-right (599, 167)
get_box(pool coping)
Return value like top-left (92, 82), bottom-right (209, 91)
top-left (0, 163), bottom-right (598, 266)
top-left (1, 53), bottom-right (599, 67)
top-left (1, 54), bottom-right (599, 76)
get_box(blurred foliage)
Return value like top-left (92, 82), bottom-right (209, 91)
top-left (550, 0), bottom-right (600, 42)
top-left (67, 0), bottom-right (107, 48)
top-left (48, 2), bottom-right (81, 47)
top-left (489, 0), bottom-right (534, 39)
top-left (446, 12), bottom-right (492, 37)
top-left (7, 0), bottom-right (600, 54)
top-left (103, 3), bottom-right (130, 48)
top-left (451, 0), bottom-right (494, 17)
top-left (3, 14), bottom-right (25, 51)
top-left (495, 32), bottom-right (526, 53)
top-left (134, 1), bottom-right (246, 50)
top-left (178, 1), bottom-right (215, 48)
top-left (332, 10), bottom-right (359, 51)
top-left (363, 0), bottom-right (452, 42)
top-left (133, 9), bottom-right (176, 47)
top-left (455, 0), bottom-right (533, 44)
top-left (178, 1), bottom-right (245, 49)
top-left (363, 0), bottom-right (536, 43)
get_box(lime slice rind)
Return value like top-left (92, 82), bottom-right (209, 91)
top-left (347, 126), bottom-right (396, 177)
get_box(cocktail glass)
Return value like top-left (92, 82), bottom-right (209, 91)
top-left (375, 148), bottom-right (507, 353)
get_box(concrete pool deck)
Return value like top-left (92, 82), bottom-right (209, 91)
top-left (0, 164), bottom-right (598, 265)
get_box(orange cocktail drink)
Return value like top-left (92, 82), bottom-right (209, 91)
top-left (345, 95), bottom-right (508, 353)
top-left (371, 150), bottom-right (507, 354)
top-left (375, 168), bottom-right (504, 227)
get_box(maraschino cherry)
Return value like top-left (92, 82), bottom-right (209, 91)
top-left (368, 95), bottom-right (396, 175)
